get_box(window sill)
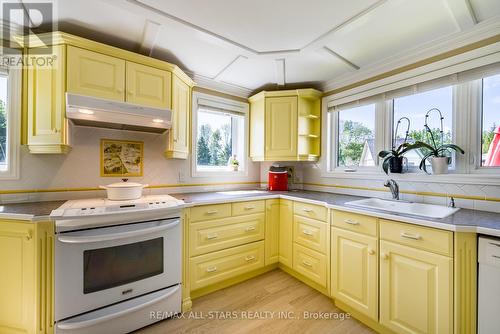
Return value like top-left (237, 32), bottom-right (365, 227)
top-left (192, 168), bottom-right (248, 178)
top-left (320, 169), bottom-right (500, 185)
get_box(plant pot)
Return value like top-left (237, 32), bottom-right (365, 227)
top-left (232, 165), bottom-right (239, 172)
top-left (389, 157), bottom-right (404, 173)
top-left (430, 157), bottom-right (449, 174)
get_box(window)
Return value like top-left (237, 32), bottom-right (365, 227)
top-left (0, 66), bottom-right (19, 179)
top-left (481, 74), bottom-right (500, 167)
top-left (0, 73), bottom-right (7, 172)
top-left (393, 86), bottom-right (453, 168)
top-left (336, 104), bottom-right (376, 167)
top-left (192, 92), bottom-right (248, 176)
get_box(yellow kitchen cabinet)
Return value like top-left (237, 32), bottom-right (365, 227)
top-left (379, 240), bottom-right (453, 334)
top-left (249, 89), bottom-right (322, 161)
top-left (331, 227), bottom-right (378, 321)
top-left (293, 215), bottom-right (328, 254)
top-left (23, 32), bottom-right (195, 154)
top-left (126, 61), bottom-right (171, 109)
top-left (0, 220), bottom-right (54, 334)
top-left (278, 199), bottom-right (293, 267)
top-left (67, 46), bottom-right (126, 102)
top-left (293, 243), bottom-right (327, 287)
top-left (265, 96), bottom-right (298, 160)
top-left (165, 74), bottom-right (191, 159)
top-left (26, 45), bottom-right (70, 154)
top-left (265, 199), bottom-right (280, 265)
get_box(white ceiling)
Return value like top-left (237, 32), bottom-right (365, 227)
top-left (45, 0), bottom-right (500, 96)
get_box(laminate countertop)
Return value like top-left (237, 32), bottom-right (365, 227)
top-left (172, 190), bottom-right (500, 237)
top-left (0, 200), bottom-right (66, 221)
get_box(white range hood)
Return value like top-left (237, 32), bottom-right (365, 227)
top-left (66, 93), bottom-right (172, 134)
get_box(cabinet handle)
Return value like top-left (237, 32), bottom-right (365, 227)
top-left (302, 260), bottom-right (312, 267)
top-left (206, 266), bottom-right (217, 273)
top-left (52, 128), bottom-right (60, 133)
top-left (302, 208), bottom-right (313, 213)
top-left (245, 226), bottom-right (256, 232)
top-left (368, 248), bottom-right (375, 255)
top-left (116, 88), bottom-right (123, 94)
top-left (245, 255), bottom-right (256, 262)
top-left (127, 90), bottom-right (135, 96)
top-left (492, 255), bottom-right (500, 260)
top-left (489, 242), bottom-right (500, 248)
top-left (206, 210), bottom-right (218, 215)
top-left (381, 253), bottom-right (389, 260)
top-left (400, 232), bottom-right (421, 240)
top-left (244, 206), bottom-right (255, 210)
top-left (173, 138), bottom-right (178, 142)
top-left (206, 233), bottom-right (218, 240)
top-left (302, 229), bottom-right (313, 236)
top-left (25, 230), bottom-right (33, 241)
top-left (344, 219), bottom-right (359, 225)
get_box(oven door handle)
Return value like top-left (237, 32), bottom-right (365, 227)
top-left (57, 219), bottom-right (179, 244)
top-left (56, 285), bottom-right (180, 330)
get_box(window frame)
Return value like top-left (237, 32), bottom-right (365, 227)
top-left (0, 66), bottom-right (20, 180)
top-left (322, 74), bottom-right (500, 184)
top-left (191, 92), bottom-right (249, 178)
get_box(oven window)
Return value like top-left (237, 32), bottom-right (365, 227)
top-left (83, 237), bottom-right (164, 294)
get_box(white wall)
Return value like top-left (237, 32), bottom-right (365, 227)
top-left (0, 124), bottom-right (260, 203)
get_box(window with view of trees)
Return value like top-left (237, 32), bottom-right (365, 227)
top-left (0, 74), bottom-right (8, 172)
top-left (482, 74), bottom-right (500, 167)
top-left (196, 109), bottom-right (245, 171)
top-left (393, 86), bottom-right (453, 168)
top-left (337, 104), bottom-right (376, 167)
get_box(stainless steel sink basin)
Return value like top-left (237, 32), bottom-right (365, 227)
top-left (345, 198), bottom-right (459, 219)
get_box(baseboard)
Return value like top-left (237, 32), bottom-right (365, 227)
top-left (334, 300), bottom-right (397, 334)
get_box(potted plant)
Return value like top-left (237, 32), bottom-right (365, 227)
top-left (410, 140), bottom-right (464, 174)
top-left (229, 155), bottom-right (239, 171)
top-left (378, 142), bottom-right (415, 175)
top-left (410, 108), bottom-right (465, 174)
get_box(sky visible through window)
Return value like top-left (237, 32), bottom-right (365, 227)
top-left (0, 75), bottom-right (8, 171)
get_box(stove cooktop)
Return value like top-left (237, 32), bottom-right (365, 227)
top-left (51, 195), bottom-right (184, 218)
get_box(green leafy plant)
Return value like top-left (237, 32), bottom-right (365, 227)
top-left (378, 142), bottom-right (419, 175)
top-left (410, 141), bottom-right (464, 173)
top-left (229, 155), bottom-right (239, 166)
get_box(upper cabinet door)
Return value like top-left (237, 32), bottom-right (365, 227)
top-left (265, 96), bottom-right (298, 159)
top-left (67, 46), bottom-right (125, 101)
top-left (126, 62), bottom-right (171, 109)
top-left (166, 75), bottom-right (190, 158)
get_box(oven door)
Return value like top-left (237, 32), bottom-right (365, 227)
top-left (55, 218), bottom-right (181, 321)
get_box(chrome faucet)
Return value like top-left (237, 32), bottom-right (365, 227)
top-left (384, 179), bottom-right (400, 200)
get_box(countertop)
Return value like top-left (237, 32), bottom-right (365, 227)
top-left (172, 190), bottom-right (500, 237)
top-left (0, 200), bottom-right (66, 221)
top-left (2, 190), bottom-right (500, 237)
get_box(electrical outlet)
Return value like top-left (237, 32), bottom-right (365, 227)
top-left (178, 171), bottom-right (186, 183)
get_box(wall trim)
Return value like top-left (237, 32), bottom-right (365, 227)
top-left (0, 181), bottom-right (262, 195)
top-left (323, 33), bottom-right (500, 97)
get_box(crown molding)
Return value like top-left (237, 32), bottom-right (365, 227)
top-left (322, 16), bottom-right (500, 93)
top-left (187, 71), bottom-right (253, 98)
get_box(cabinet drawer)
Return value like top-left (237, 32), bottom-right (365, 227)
top-left (332, 210), bottom-right (378, 237)
top-left (380, 220), bottom-right (453, 257)
top-left (232, 200), bottom-right (265, 216)
top-left (190, 241), bottom-right (265, 291)
top-left (294, 202), bottom-right (327, 222)
top-left (293, 243), bottom-right (327, 287)
top-left (293, 215), bottom-right (327, 254)
top-left (189, 214), bottom-right (265, 256)
top-left (190, 204), bottom-right (231, 222)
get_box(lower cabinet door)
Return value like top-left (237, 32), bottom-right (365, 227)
top-left (189, 241), bottom-right (265, 291)
top-left (380, 240), bottom-right (453, 334)
top-left (331, 227), bottom-right (378, 321)
top-left (278, 200), bottom-right (293, 267)
top-left (265, 199), bottom-right (280, 265)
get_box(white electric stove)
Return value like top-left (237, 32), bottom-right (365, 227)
top-left (51, 195), bottom-right (185, 334)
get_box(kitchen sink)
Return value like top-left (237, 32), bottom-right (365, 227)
top-left (345, 198), bottom-right (459, 219)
